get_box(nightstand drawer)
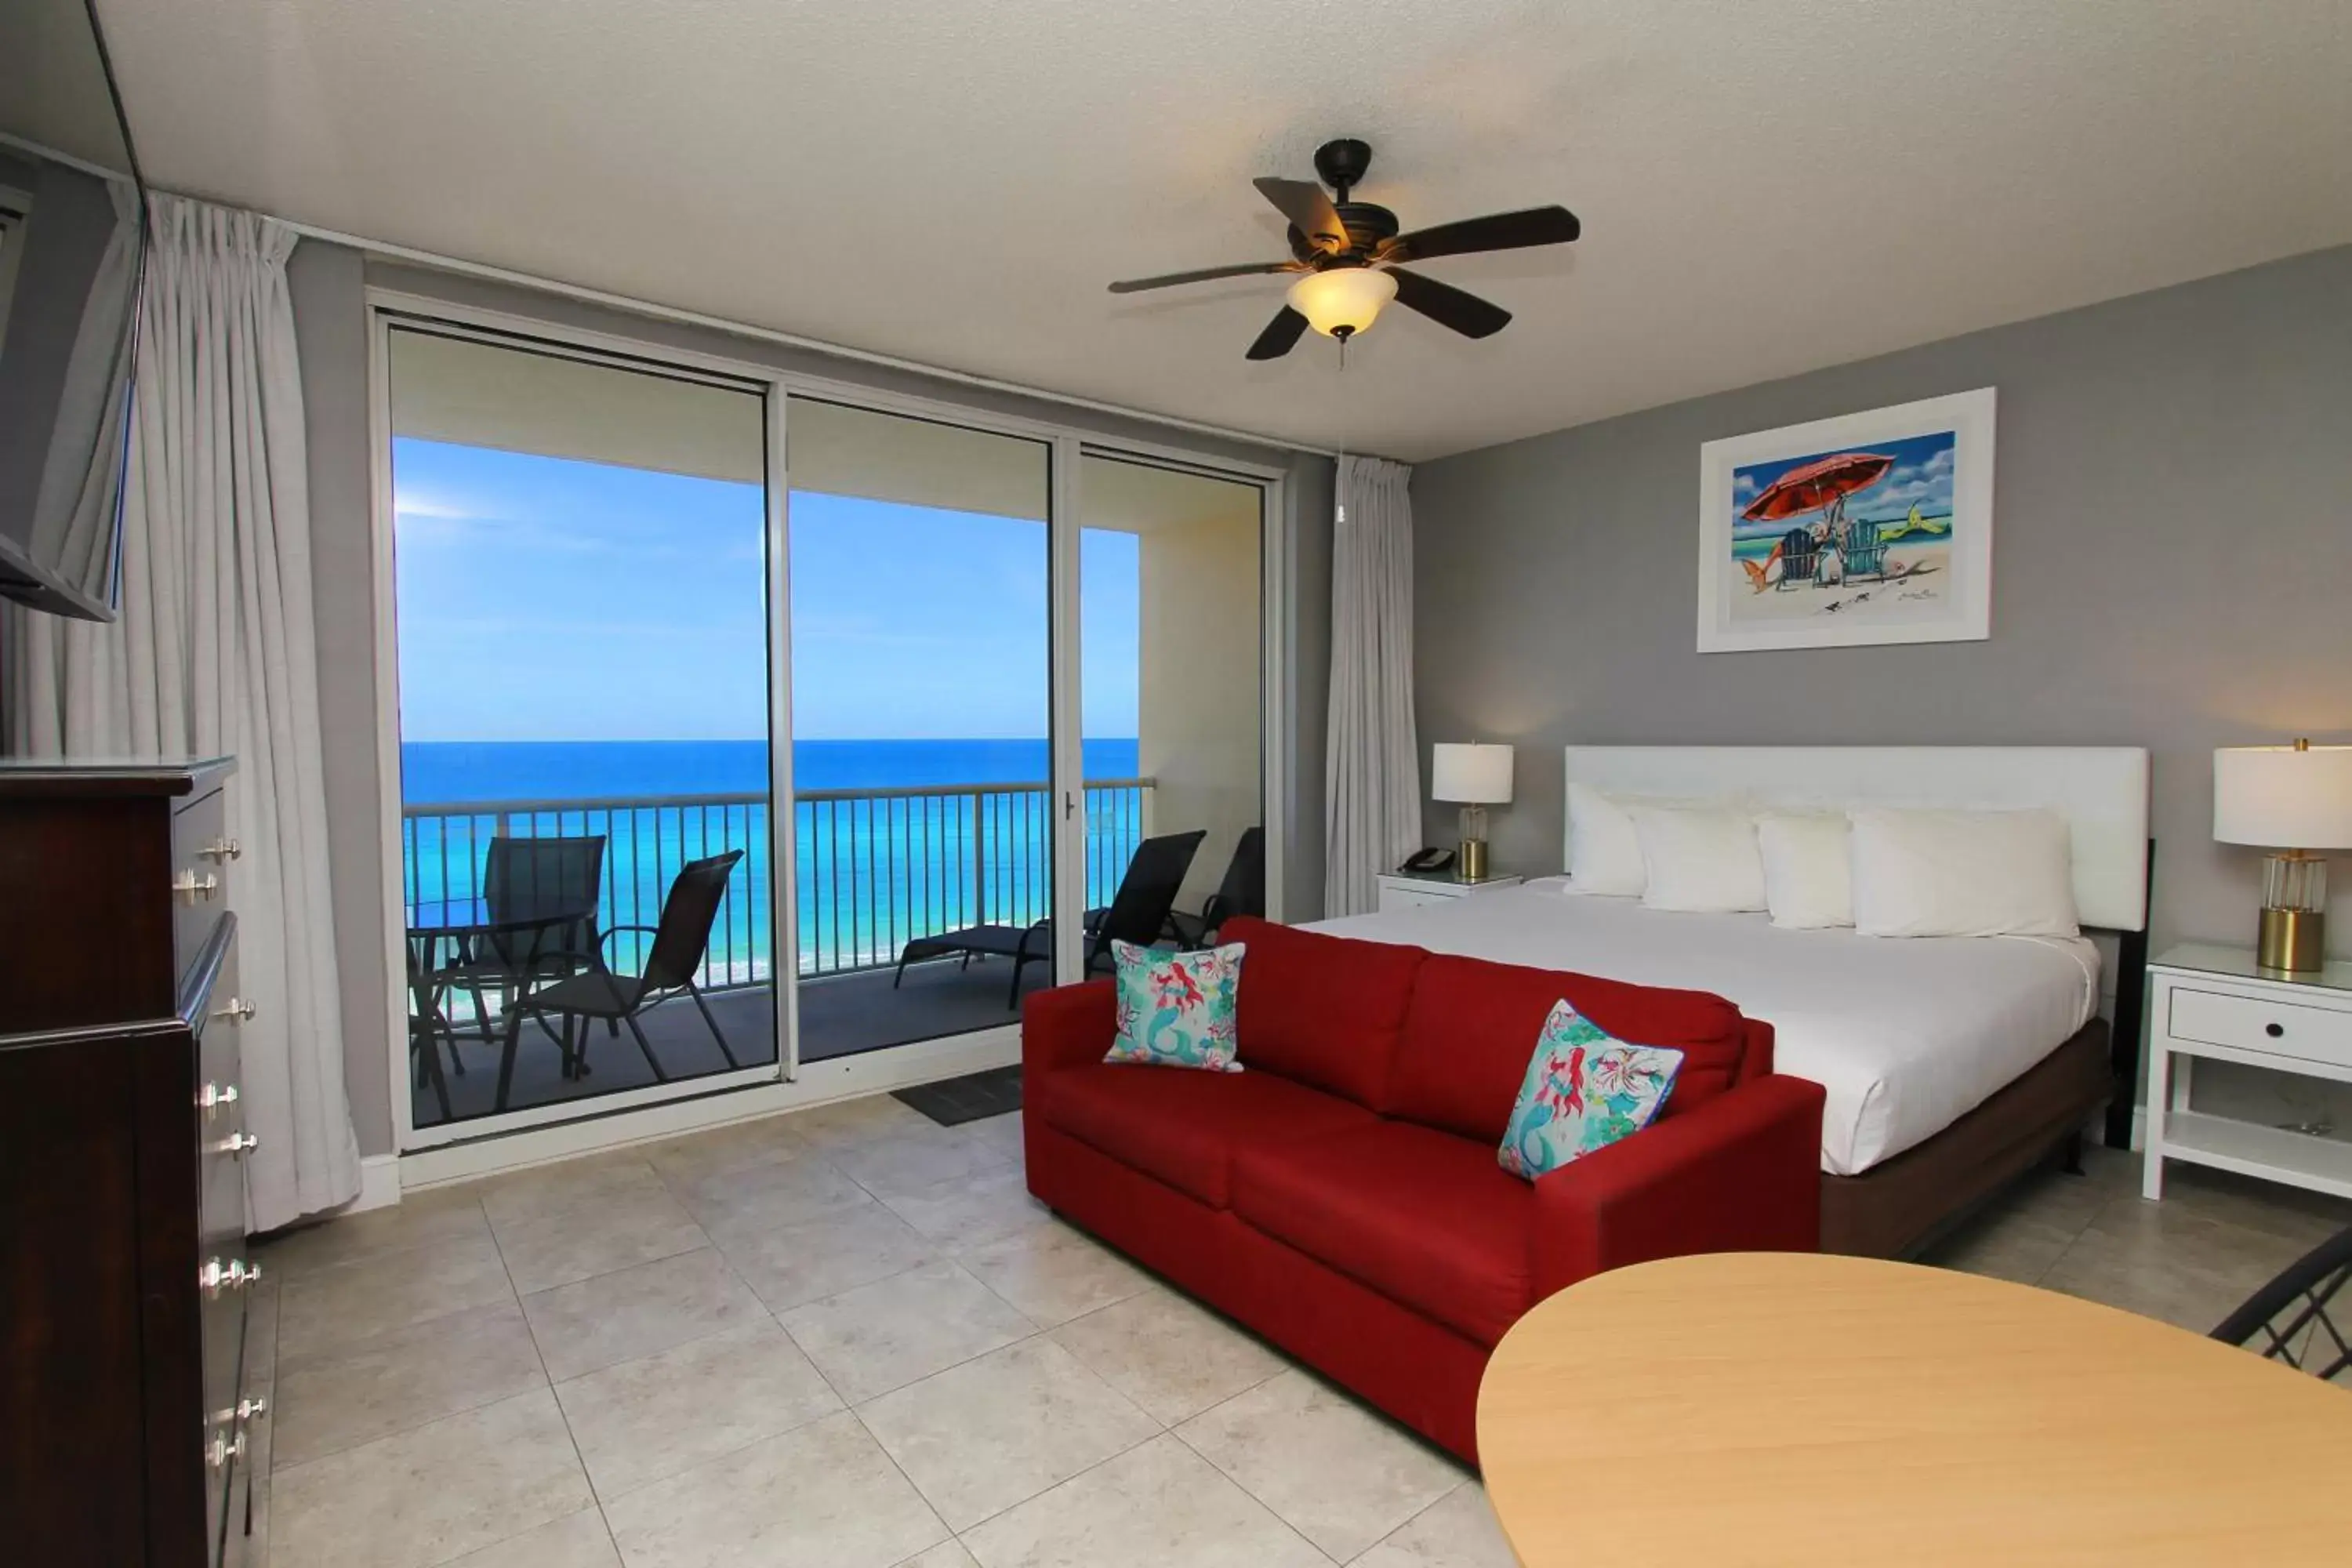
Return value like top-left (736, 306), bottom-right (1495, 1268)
top-left (1377, 884), bottom-right (1461, 913)
top-left (2168, 986), bottom-right (2352, 1070)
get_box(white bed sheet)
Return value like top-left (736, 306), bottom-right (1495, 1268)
top-left (1314, 880), bottom-right (2100, 1175)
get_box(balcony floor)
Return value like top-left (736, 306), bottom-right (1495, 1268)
top-left (412, 955), bottom-right (1039, 1129)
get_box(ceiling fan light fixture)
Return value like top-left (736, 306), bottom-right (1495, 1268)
top-left (1287, 267), bottom-right (1397, 340)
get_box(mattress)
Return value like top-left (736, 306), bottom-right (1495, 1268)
top-left (1313, 880), bottom-right (2100, 1175)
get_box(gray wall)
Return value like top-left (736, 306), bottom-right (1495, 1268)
top-left (289, 245), bottom-right (1333, 1156)
top-left (1413, 244), bottom-right (2352, 1115)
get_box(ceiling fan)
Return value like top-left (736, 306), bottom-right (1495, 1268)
top-left (1108, 138), bottom-right (1581, 360)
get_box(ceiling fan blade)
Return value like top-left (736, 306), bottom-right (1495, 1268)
top-left (1388, 267), bottom-right (1512, 339)
top-left (1245, 306), bottom-right (1311, 361)
top-left (1253, 176), bottom-right (1349, 253)
top-left (1388, 205), bottom-right (1581, 262)
top-left (1107, 261), bottom-right (1296, 294)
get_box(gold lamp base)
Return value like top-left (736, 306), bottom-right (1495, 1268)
top-left (1457, 838), bottom-right (1490, 882)
top-left (2257, 906), bottom-right (2325, 975)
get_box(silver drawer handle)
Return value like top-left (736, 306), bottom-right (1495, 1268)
top-left (212, 1396), bottom-right (268, 1425)
top-left (213, 998), bottom-right (258, 1025)
top-left (196, 1081), bottom-right (241, 1116)
top-left (172, 869), bottom-right (221, 904)
top-left (198, 1257), bottom-right (261, 1296)
top-left (205, 1427), bottom-right (248, 1470)
top-left (199, 837), bottom-right (242, 863)
top-left (212, 1131), bottom-right (260, 1157)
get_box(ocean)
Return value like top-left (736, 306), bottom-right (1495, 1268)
top-left (401, 737), bottom-right (1141, 804)
top-left (400, 738), bottom-right (1146, 985)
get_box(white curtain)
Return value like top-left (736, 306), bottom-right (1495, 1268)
top-left (1323, 454), bottom-right (1421, 916)
top-left (5, 194), bottom-right (361, 1231)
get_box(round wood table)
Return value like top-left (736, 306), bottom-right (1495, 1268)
top-left (1476, 1252), bottom-right (2352, 1566)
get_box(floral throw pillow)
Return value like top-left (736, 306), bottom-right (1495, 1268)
top-left (1105, 938), bottom-right (1246, 1072)
top-left (1497, 999), bottom-right (1683, 1180)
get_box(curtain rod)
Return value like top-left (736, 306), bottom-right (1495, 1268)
top-left (253, 209), bottom-right (1341, 461)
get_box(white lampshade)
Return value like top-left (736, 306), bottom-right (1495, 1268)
top-left (1432, 742), bottom-right (1514, 805)
top-left (2214, 742), bottom-right (2352, 850)
top-left (1287, 268), bottom-right (1398, 339)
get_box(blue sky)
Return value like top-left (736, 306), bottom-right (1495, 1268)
top-left (1731, 430), bottom-right (1957, 538)
top-left (391, 437), bottom-right (1139, 742)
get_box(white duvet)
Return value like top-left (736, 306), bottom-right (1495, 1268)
top-left (1313, 879), bottom-right (2099, 1175)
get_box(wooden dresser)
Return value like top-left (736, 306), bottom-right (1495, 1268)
top-left (0, 758), bottom-right (261, 1567)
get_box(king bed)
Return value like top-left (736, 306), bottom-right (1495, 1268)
top-left (1316, 745), bottom-right (2151, 1258)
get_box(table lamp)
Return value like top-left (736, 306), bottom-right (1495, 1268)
top-left (2213, 739), bottom-right (2352, 974)
top-left (1432, 742), bottom-right (1513, 881)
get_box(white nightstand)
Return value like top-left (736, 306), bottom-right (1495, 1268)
top-left (2143, 943), bottom-right (2352, 1202)
top-left (1374, 868), bottom-right (1523, 914)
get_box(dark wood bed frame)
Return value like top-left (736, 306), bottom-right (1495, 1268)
top-left (1820, 844), bottom-right (2152, 1258)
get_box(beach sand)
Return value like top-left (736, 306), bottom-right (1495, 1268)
top-left (1726, 542), bottom-right (1952, 626)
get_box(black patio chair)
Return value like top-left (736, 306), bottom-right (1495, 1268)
top-left (493, 850), bottom-right (744, 1112)
top-left (2209, 1222), bottom-right (2352, 1383)
top-left (428, 833), bottom-right (606, 1061)
top-left (1165, 826), bottom-right (1265, 949)
top-left (892, 828), bottom-right (1207, 1007)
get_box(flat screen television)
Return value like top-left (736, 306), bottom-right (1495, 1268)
top-left (0, 0), bottom-right (147, 621)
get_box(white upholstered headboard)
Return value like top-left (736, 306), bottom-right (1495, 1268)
top-left (1561, 746), bottom-right (2151, 931)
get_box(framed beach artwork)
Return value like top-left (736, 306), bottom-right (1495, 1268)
top-left (1696, 387), bottom-right (1995, 653)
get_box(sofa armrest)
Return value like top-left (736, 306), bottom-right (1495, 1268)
top-left (1531, 1073), bottom-right (1825, 1298)
top-left (1022, 979), bottom-right (1116, 1082)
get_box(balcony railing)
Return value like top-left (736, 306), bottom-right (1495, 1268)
top-left (399, 778), bottom-right (1153, 990)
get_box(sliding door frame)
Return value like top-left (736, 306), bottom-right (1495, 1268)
top-left (365, 287), bottom-right (1290, 1177)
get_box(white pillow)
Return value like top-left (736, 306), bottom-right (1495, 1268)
top-left (1756, 813), bottom-right (1854, 929)
top-left (1628, 805), bottom-right (1767, 913)
top-left (1848, 808), bottom-right (2080, 938)
top-left (1563, 784), bottom-right (1647, 896)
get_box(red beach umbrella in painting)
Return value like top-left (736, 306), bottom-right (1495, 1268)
top-left (1739, 451), bottom-right (1895, 522)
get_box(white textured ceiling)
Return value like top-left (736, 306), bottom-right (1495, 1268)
top-left (93, 0), bottom-right (2352, 462)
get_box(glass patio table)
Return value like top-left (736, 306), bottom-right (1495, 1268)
top-left (405, 896), bottom-right (600, 1123)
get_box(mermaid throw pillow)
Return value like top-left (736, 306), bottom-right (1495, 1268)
top-left (1105, 939), bottom-right (1246, 1073)
top-left (1497, 999), bottom-right (1682, 1179)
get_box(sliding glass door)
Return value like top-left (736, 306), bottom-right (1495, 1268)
top-left (1076, 454), bottom-right (1267, 953)
top-left (381, 308), bottom-right (1279, 1150)
top-left (783, 397), bottom-right (1061, 1059)
top-left (387, 323), bottom-right (780, 1138)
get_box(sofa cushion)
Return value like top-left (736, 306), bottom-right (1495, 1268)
top-left (1231, 1120), bottom-right (1534, 1345)
top-left (1387, 953), bottom-right (1750, 1145)
top-left (1218, 916), bottom-right (1427, 1109)
top-left (1039, 1060), bottom-right (1376, 1208)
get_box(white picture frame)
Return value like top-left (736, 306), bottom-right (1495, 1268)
top-left (1696, 387), bottom-right (1995, 653)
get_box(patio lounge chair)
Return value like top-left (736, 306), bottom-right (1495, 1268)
top-left (1165, 825), bottom-right (1265, 948)
top-left (892, 828), bottom-right (1207, 1007)
top-left (493, 850), bottom-right (744, 1112)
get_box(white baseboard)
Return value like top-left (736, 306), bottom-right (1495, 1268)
top-left (348, 1152), bottom-right (403, 1213)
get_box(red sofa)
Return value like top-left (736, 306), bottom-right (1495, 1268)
top-left (1022, 916), bottom-right (1824, 1463)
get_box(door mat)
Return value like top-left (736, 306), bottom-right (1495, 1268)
top-left (893, 1065), bottom-right (1022, 1126)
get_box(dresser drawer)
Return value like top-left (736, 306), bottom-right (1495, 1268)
top-left (2168, 986), bottom-right (2352, 1071)
top-left (171, 785), bottom-right (234, 977)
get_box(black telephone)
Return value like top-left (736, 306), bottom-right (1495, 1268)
top-left (1400, 847), bottom-right (1456, 873)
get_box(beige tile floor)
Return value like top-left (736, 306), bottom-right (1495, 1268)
top-left (245, 1102), bottom-right (2350, 1568)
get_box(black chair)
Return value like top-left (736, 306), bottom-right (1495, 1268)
top-left (1776, 525), bottom-right (1820, 588)
top-left (494, 850), bottom-right (744, 1112)
top-left (2209, 1223), bottom-right (2352, 1383)
top-left (893, 829), bottom-right (1208, 1006)
top-left (430, 833), bottom-right (607, 1052)
top-left (1165, 826), bottom-right (1265, 949)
